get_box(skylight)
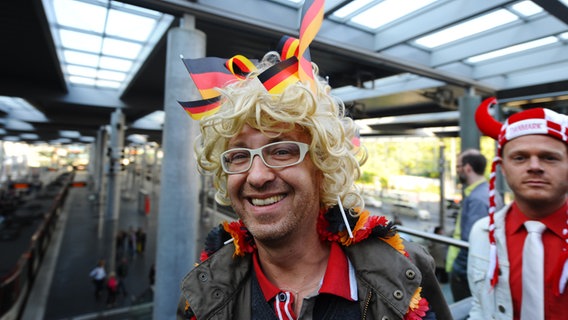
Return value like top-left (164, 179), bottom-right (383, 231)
top-left (43, 0), bottom-right (173, 90)
top-left (332, 0), bottom-right (373, 19)
top-left (59, 130), bottom-right (81, 138)
top-left (0, 97), bottom-right (48, 123)
top-left (350, 0), bottom-right (438, 30)
top-left (466, 36), bottom-right (559, 64)
top-left (131, 111), bottom-right (164, 130)
top-left (510, 1), bottom-right (543, 16)
top-left (414, 9), bottom-right (519, 48)
top-left (20, 133), bottom-right (40, 140)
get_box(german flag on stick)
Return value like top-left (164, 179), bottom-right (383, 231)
top-left (179, 55), bottom-right (257, 120)
top-left (179, 96), bottom-right (222, 121)
top-left (181, 57), bottom-right (237, 99)
top-left (298, 0), bottom-right (324, 92)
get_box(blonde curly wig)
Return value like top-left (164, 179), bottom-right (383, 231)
top-left (194, 52), bottom-right (367, 211)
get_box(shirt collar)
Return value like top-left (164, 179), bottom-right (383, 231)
top-left (252, 251), bottom-right (280, 302)
top-left (252, 242), bottom-right (358, 302)
top-left (508, 201), bottom-right (567, 238)
top-left (464, 178), bottom-right (485, 197)
top-left (320, 241), bottom-right (358, 301)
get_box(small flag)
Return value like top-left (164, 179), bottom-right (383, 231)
top-left (179, 96), bottom-right (222, 121)
top-left (179, 55), bottom-right (257, 119)
top-left (182, 57), bottom-right (237, 99)
top-left (298, 0), bottom-right (324, 92)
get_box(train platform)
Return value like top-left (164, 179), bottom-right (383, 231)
top-left (21, 171), bottom-right (158, 320)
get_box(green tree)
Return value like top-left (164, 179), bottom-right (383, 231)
top-left (358, 136), bottom-right (497, 194)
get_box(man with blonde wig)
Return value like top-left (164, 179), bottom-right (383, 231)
top-left (176, 1), bottom-right (451, 319)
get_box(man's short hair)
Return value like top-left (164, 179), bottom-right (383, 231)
top-left (461, 149), bottom-right (486, 175)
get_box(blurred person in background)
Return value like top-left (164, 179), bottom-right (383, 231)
top-left (446, 149), bottom-right (502, 301)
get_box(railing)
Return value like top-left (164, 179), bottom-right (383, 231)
top-left (396, 225), bottom-right (469, 248)
top-left (0, 172), bottom-right (73, 320)
top-left (396, 225), bottom-right (472, 319)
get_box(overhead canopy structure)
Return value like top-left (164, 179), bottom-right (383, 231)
top-left (1, 0), bottom-right (567, 143)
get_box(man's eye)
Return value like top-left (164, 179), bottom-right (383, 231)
top-left (270, 145), bottom-right (300, 159)
top-left (273, 148), bottom-right (292, 155)
top-left (227, 152), bottom-right (249, 163)
top-left (544, 155), bottom-right (560, 161)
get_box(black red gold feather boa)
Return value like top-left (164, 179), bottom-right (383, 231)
top-left (196, 206), bottom-right (432, 319)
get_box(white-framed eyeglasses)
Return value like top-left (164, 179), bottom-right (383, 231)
top-left (220, 141), bottom-right (309, 174)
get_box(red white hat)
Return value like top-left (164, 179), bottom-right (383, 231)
top-left (476, 96), bottom-right (568, 148)
top-left (475, 97), bottom-right (568, 295)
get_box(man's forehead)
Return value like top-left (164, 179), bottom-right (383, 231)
top-left (502, 134), bottom-right (567, 152)
top-left (229, 124), bottom-right (308, 146)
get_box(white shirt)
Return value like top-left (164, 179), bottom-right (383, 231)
top-left (90, 266), bottom-right (106, 280)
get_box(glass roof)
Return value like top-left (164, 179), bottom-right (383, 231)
top-left (41, 0), bottom-right (568, 92)
top-left (466, 36), bottom-right (559, 64)
top-left (43, 0), bottom-right (174, 90)
top-left (2, 0), bottom-right (568, 143)
top-left (324, 0), bottom-right (554, 58)
top-left (414, 10), bottom-right (520, 49)
top-left (349, 0), bottom-right (438, 30)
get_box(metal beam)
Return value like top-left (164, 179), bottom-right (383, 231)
top-left (116, 0), bottom-right (497, 93)
top-left (533, 0), bottom-right (568, 25)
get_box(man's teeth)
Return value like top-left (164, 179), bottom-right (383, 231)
top-left (251, 195), bottom-right (284, 206)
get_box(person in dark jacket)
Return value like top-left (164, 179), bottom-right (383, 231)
top-left (176, 1), bottom-right (452, 319)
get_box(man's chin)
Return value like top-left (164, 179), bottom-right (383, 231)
top-left (522, 190), bottom-right (557, 203)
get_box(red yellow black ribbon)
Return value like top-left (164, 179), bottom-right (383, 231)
top-left (179, 0), bottom-right (324, 120)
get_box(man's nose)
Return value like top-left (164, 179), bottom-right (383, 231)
top-left (528, 156), bottom-right (544, 171)
top-left (246, 155), bottom-right (275, 184)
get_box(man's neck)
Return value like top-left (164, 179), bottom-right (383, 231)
top-left (467, 174), bottom-right (485, 187)
top-left (515, 197), bottom-right (567, 220)
top-left (256, 236), bottom-right (330, 292)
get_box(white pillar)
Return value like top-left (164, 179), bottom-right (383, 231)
top-left (154, 14), bottom-right (205, 319)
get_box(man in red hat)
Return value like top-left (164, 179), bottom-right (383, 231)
top-left (467, 97), bottom-right (568, 319)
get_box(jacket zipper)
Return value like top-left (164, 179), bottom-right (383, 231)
top-left (362, 289), bottom-right (372, 319)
